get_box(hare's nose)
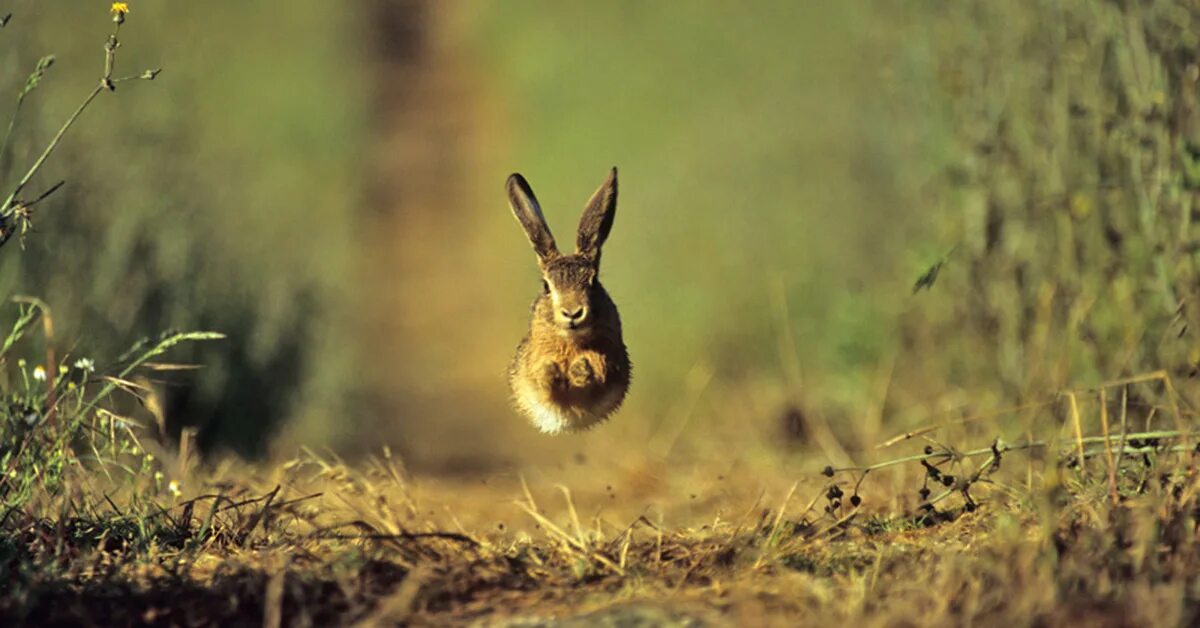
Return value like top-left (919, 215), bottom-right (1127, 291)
top-left (562, 306), bottom-right (587, 322)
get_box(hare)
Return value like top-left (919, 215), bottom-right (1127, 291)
top-left (506, 168), bottom-right (631, 434)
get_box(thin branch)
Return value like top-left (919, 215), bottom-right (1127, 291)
top-left (833, 430), bottom-right (1190, 474)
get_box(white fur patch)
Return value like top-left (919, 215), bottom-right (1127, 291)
top-left (514, 378), bottom-right (624, 434)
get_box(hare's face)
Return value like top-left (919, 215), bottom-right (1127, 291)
top-left (540, 256), bottom-right (599, 332)
top-left (507, 168), bottom-right (618, 333)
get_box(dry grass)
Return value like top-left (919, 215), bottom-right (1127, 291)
top-left (5, 375), bottom-right (1200, 626)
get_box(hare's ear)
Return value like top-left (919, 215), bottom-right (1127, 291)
top-left (576, 167), bottom-right (618, 261)
top-left (507, 173), bottom-right (559, 261)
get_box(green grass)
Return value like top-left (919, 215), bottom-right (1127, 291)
top-left (0, 2), bottom-right (366, 455)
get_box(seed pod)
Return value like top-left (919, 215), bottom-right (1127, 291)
top-left (921, 460), bottom-right (941, 478)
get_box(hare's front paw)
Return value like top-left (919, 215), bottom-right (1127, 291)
top-left (541, 361), bottom-right (567, 391)
top-left (568, 356), bottom-right (596, 388)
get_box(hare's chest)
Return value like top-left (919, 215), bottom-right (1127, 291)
top-left (536, 335), bottom-right (607, 373)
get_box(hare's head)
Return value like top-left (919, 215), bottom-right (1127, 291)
top-left (507, 168), bottom-right (618, 334)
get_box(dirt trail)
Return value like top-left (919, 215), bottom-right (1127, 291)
top-left (358, 3), bottom-right (556, 471)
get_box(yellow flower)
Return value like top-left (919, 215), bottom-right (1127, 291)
top-left (111, 2), bottom-right (129, 15)
top-left (168, 480), bottom-right (181, 497)
top-left (32, 365), bottom-right (46, 381)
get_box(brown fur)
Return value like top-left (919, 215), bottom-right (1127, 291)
top-left (505, 169), bottom-right (631, 433)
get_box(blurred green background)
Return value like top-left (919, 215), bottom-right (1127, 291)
top-left (2, 1), bottom-right (1198, 467)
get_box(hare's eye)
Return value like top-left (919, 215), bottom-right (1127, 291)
top-left (541, 280), bottom-right (550, 294)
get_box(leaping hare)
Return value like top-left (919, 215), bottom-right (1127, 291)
top-left (506, 168), bottom-right (631, 434)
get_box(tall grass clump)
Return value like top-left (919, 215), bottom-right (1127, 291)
top-left (889, 0), bottom-right (1200, 421)
top-left (0, 3), bottom-right (365, 458)
top-left (0, 4), bottom-right (220, 578)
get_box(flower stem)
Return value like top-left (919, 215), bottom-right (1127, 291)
top-left (2, 20), bottom-right (122, 219)
top-left (2, 84), bottom-right (103, 215)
